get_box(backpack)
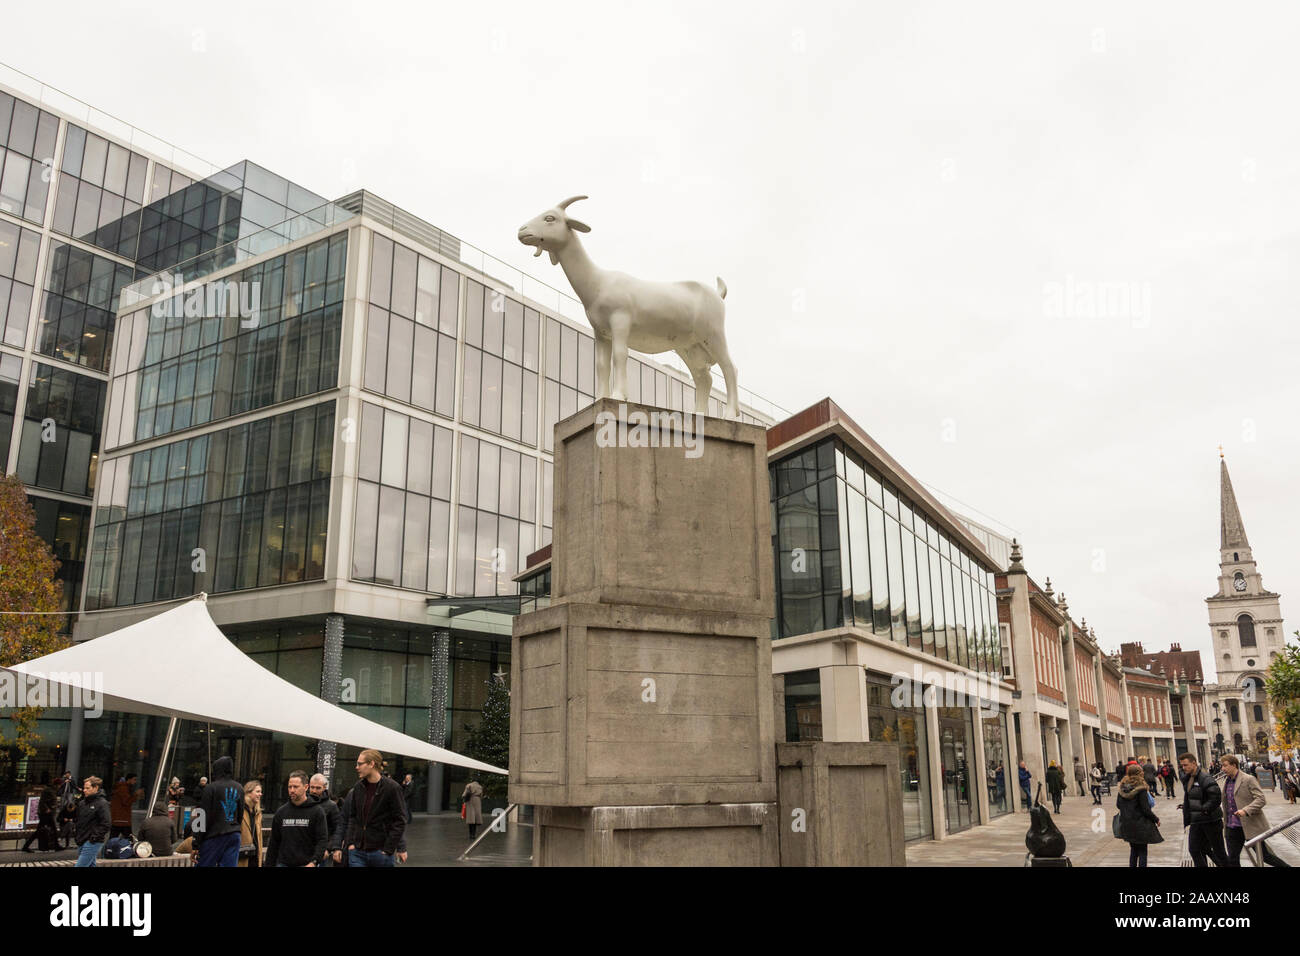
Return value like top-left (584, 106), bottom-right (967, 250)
top-left (104, 836), bottom-right (135, 859)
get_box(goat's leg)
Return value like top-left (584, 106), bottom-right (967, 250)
top-left (595, 335), bottom-right (612, 400)
top-left (714, 343), bottom-right (740, 420)
top-left (680, 344), bottom-right (713, 416)
top-left (609, 313), bottom-right (631, 401)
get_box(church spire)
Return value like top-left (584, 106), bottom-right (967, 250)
top-left (1220, 456), bottom-right (1250, 551)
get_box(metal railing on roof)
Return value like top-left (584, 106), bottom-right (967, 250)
top-left (0, 61), bottom-right (219, 180)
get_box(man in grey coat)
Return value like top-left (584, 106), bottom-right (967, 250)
top-left (1221, 754), bottom-right (1288, 867)
top-left (1072, 757), bottom-right (1086, 796)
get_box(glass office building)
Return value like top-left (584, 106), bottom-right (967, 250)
top-left (767, 398), bottom-right (1014, 839)
top-left (0, 71), bottom-right (778, 806)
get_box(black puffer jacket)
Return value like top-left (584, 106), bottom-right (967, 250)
top-left (1180, 770), bottom-right (1223, 826)
top-left (74, 791), bottom-right (111, 845)
top-left (1116, 779), bottom-right (1163, 845)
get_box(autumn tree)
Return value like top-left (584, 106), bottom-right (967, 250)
top-left (1265, 635), bottom-right (1300, 751)
top-left (0, 474), bottom-right (69, 770)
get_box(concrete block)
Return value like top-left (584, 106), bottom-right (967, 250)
top-left (510, 600), bottom-right (777, 807)
top-left (551, 398), bottom-right (774, 618)
top-left (776, 741), bottom-right (907, 866)
top-left (533, 803), bottom-right (779, 866)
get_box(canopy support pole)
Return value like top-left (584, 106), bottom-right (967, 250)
top-left (147, 717), bottom-right (179, 815)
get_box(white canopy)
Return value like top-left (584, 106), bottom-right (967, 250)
top-left (4, 597), bottom-right (505, 776)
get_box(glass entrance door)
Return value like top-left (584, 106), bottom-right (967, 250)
top-left (939, 707), bottom-right (977, 834)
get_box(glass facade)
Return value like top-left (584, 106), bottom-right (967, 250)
top-left (106, 231), bottom-right (346, 448)
top-left (462, 279), bottom-right (539, 444)
top-left (454, 434), bottom-right (538, 596)
top-left (53, 124), bottom-right (151, 257)
top-left (16, 361), bottom-right (105, 497)
top-left (37, 242), bottom-right (135, 370)
top-left (133, 160), bottom-right (326, 275)
top-left (866, 676), bottom-right (932, 841)
top-left (352, 401), bottom-right (454, 592)
top-left (0, 217), bottom-right (40, 348)
top-left (364, 233), bottom-right (458, 418)
top-left (0, 351), bottom-right (20, 455)
top-left (0, 92), bottom-right (58, 225)
top-left (85, 400), bottom-right (335, 609)
top-left (771, 437), bottom-right (1002, 677)
top-left (30, 494), bottom-right (92, 620)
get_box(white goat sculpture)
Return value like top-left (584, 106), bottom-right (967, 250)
top-left (517, 196), bottom-right (739, 419)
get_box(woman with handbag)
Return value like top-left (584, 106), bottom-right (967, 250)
top-left (238, 781), bottom-right (264, 868)
top-left (461, 778), bottom-right (484, 840)
top-left (1115, 763), bottom-right (1162, 867)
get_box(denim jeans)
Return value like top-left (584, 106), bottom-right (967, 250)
top-left (196, 831), bottom-right (241, 867)
top-left (348, 848), bottom-right (395, 867)
top-left (75, 842), bottom-right (104, 867)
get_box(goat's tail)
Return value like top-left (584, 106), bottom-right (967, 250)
top-left (716, 277), bottom-right (727, 300)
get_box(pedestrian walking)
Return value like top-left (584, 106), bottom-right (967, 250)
top-left (307, 774), bottom-right (341, 867)
top-left (1073, 757), bottom-right (1086, 797)
top-left (137, 802), bottom-right (174, 857)
top-left (1045, 761), bottom-right (1065, 814)
top-left (21, 787), bottom-right (60, 852)
top-left (193, 755), bottom-right (245, 867)
top-left (1178, 752), bottom-right (1229, 868)
top-left (109, 773), bottom-right (142, 839)
top-left (238, 780), bottom-right (264, 868)
top-left (1220, 755), bottom-right (1288, 867)
top-left (266, 771), bottom-right (327, 868)
top-left (1090, 763), bottom-right (1105, 805)
top-left (1115, 763), bottom-right (1163, 867)
top-left (1140, 756), bottom-right (1158, 794)
top-left (461, 778), bottom-right (484, 838)
top-left (336, 749), bottom-right (407, 867)
top-left (73, 776), bottom-right (111, 867)
top-left (402, 773), bottom-right (417, 823)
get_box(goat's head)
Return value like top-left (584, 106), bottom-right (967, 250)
top-left (517, 196), bottom-right (590, 265)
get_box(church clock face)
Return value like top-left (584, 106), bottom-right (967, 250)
top-left (1234, 575), bottom-right (1247, 592)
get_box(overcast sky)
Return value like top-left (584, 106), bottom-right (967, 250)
top-left (5, 1), bottom-right (1297, 680)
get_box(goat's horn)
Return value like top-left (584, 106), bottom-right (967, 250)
top-left (557, 195), bottom-right (588, 210)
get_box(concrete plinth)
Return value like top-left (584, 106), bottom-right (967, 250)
top-left (511, 600), bottom-right (776, 807)
top-left (776, 742), bottom-right (907, 866)
top-left (511, 400), bottom-right (778, 865)
top-left (533, 803), bottom-right (779, 867)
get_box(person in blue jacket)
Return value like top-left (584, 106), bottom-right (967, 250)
top-left (1017, 760), bottom-right (1032, 810)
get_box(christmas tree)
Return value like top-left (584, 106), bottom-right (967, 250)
top-left (463, 671), bottom-right (510, 799)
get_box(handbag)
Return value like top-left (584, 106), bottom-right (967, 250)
top-left (1112, 813), bottom-right (1122, 838)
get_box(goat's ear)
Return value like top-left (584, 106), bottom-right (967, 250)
top-left (566, 217), bottom-right (591, 233)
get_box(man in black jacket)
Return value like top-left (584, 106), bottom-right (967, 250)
top-left (334, 749), bottom-right (407, 867)
top-left (1178, 753), bottom-right (1229, 867)
top-left (307, 773), bottom-right (342, 867)
top-left (193, 756), bottom-right (244, 867)
top-left (74, 776), bottom-right (111, 867)
top-left (266, 771), bottom-right (327, 868)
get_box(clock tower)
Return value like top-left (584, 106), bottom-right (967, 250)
top-left (1205, 454), bottom-right (1285, 758)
